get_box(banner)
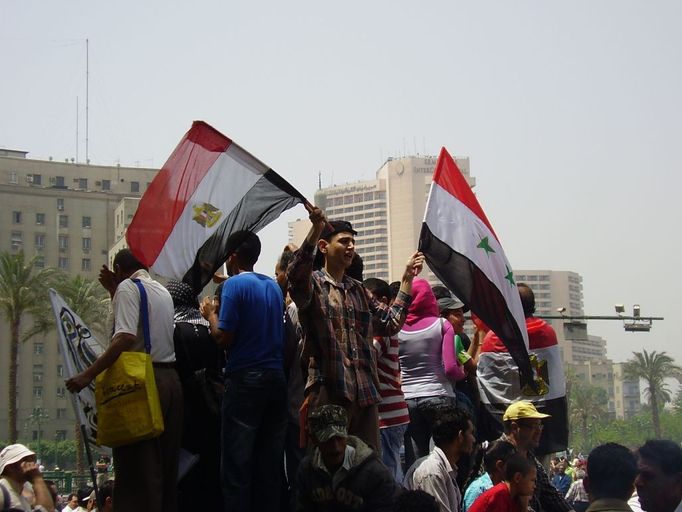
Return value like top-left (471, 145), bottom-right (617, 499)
top-left (49, 288), bottom-right (107, 447)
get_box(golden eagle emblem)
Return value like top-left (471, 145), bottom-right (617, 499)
top-left (521, 353), bottom-right (550, 397)
top-left (192, 203), bottom-right (222, 228)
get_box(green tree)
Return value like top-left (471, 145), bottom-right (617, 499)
top-left (0, 251), bottom-right (61, 442)
top-left (568, 380), bottom-right (609, 452)
top-left (624, 349), bottom-right (682, 438)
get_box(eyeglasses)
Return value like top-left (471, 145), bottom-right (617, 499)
top-left (518, 421), bottom-right (544, 430)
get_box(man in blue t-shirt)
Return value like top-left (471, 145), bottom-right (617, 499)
top-left (202, 230), bottom-right (287, 511)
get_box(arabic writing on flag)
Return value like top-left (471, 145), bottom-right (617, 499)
top-left (419, 147), bottom-right (534, 387)
top-left (49, 289), bottom-right (106, 447)
top-left (126, 121), bottom-right (306, 291)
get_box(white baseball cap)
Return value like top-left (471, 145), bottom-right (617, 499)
top-left (0, 444), bottom-right (35, 475)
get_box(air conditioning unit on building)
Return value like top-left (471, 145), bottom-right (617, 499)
top-left (26, 174), bottom-right (33, 183)
top-left (95, 181), bottom-right (102, 186)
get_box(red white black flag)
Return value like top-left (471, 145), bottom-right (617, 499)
top-left (126, 121), bottom-right (305, 290)
top-left (419, 147), bottom-right (534, 386)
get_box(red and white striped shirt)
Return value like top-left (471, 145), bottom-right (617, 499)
top-left (373, 336), bottom-right (410, 428)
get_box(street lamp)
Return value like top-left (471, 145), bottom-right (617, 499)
top-left (28, 408), bottom-right (50, 464)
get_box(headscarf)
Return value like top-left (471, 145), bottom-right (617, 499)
top-left (405, 278), bottom-right (439, 326)
top-left (166, 280), bottom-right (209, 327)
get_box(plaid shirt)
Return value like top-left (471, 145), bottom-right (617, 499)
top-left (288, 240), bottom-right (411, 407)
top-left (499, 434), bottom-right (573, 512)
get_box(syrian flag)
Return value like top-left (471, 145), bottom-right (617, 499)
top-left (126, 121), bottom-right (306, 291)
top-left (478, 318), bottom-right (568, 454)
top-left (419, 147), bottom-right (534, 387)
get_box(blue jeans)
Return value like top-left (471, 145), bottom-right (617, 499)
top-left (404, 395), bottom-right (457, 470)
top-left (222, 367), bottom-right (287, 511)
top-left (380, 424), bottom-right (408, 483)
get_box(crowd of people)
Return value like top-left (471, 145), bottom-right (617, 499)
top-left (1, 206), bottom-right (680, 512)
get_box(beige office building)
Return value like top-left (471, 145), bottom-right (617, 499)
top-left (514, 270), bottom-right (607, 364)
top-left (568, 360), bottom-right (641, 420)
top-left (0, 149), bottom-right (158, 443)
top-left (288, 154), bottom-right (474, 282)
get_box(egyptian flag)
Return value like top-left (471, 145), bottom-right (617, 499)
top-left (478, 319), bottom-right (568, 453)
top-left (126, 121), bottom-right (305, 291)
top-left (419, 147), bottom-right (534, 387)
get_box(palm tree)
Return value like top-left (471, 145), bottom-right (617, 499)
top-left (0, 251), bottom-right (61, 442)
top-left (568, 380), bottom-right (608, 452)
top-left (624, 349), bottom-right (682, 438)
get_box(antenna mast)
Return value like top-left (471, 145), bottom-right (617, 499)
top-left (85, 38), bottom-right (89, 164)
top-left (76, 97), bottom-right (79, 163)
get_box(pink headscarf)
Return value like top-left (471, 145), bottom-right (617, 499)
top-left (405, 278), bottom-right (439, 326)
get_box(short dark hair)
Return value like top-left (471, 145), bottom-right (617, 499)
top-left (389, 281), bottom-right (401, 300)
top-left (636, 439), bottom-right (682, 474)
top-left (99, 479), bottom-right (115, 502)
top-left (364, 278), bottom-right (391, 301)
top-left (504, 453), bottom-right (536, 481)
top-left (346, 253), bottom-right (364, 281)
top-left (431, 285), bottom-right (452, 300)
top-left (394, 489), bottom-right (439, 512)
top-left (483, 440), bottom-right (517, 474)
top-left (587, 443), bottom-right (638, 500)
top-left (227, 230), bottom-right (261, 267)
top-left (430, 404), bottom-right (471, 448)
top-left (113, 248), bottom-right (147, 274)
top-left (276, 245), bottom-right (296, 273)
top-left (517, 283), bottom-right (535, 318)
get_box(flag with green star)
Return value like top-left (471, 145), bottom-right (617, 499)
top-left (419, 147), bottom-right (533, 387)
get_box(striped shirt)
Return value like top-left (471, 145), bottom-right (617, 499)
top-left (373, 336), bottom-right (410, 428)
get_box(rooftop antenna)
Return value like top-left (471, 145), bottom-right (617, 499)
top-left (76, 96), bottom-right (79, 163)
top-left (85, 38), bottom-right (90, 164)
top-left (318, 171), bottom-right (322, 190)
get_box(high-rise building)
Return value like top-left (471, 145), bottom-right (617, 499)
top-left (568, 360), bottom-right (641, 420)
top-left (288, 154), bottom-right (474, 282)
top-left (514, 270), bottom-right (607, 364)
top-left (0, 149), bottom-right (158, 442)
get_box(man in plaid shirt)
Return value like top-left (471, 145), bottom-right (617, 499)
top-left (288, 206), bottom-right (424, 451)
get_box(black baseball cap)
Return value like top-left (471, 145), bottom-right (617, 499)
top-left (321, 220), bottom-right (357, 241)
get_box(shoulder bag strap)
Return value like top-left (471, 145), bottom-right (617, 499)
top-left (131, 278), bottom-right (152, 355)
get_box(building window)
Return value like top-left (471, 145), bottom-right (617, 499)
top-left (56, 387), bottom-right (66, 399)
top-left (55, 176), bottom-right (65, 188)
top-left (34, 342), bottom-right (44, 355)
top-left (33, 364), bottom-right (44, 383)
top-left (55, 430), bottom-right (67, 441)
top-left (57, 198), bottom-right (65, 211)
top-left (59, 215), bottom-right (68, 228)
top-left (12, 211), bottom-right (21, 224)
top-left (34, 233), bottom-right (46, 249)
top-left (33, 387), bottom-right (43, 399)
top-left (58, 257), bottom-right (69, 270)
top-left (81, 259), bottom-right (91, 272)
top-left (58, 235), bottom-right (69, 250)
top-left (56, 408), bottom-right (67, 420)
top-left (35, 213), bottom-right (45, 225)
top-left (57, 365), bottom-right (64, 377)
top-left (82, 216), bottom-right (91, 228)
top-left (82, 237), bottom-right (91, 251)
top-left (11, 231), bottom-right (22, 249)
top-left (8, 171), bottom-right (18, 184)
top-left (101, 179), bottom-right (111, 190)
top-left (35, 256), bottom-right (45, 268)
top-left (131, 181), bottom-right (140, 193)
top-left (78, 178), bottom-right (87, 190)
top-left (31, 430), bottom-right (44, 441)
top-left (32, 174), bottom-right (42, 185)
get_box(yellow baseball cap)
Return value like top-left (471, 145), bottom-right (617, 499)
top-left (503, 401), bottom-right (551, 421)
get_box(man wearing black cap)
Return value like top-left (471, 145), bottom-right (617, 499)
top-left (288, 207), bottom-right (424, 451)
top-left (295, 405), bottom-right (399, 511)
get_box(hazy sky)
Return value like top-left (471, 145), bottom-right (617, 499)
top-left (2, 1), bottom-right (681, 368)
